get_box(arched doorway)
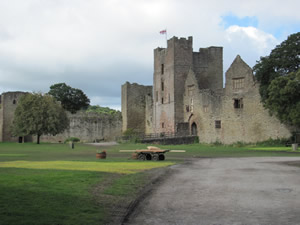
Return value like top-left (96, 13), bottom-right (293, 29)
top-left (191, 122), bottom-right (197, 136)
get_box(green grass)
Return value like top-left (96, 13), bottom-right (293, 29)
top-left (0, 142), bottom-right (299, 225)
top-left (0, 143), bottom-right (173, 225)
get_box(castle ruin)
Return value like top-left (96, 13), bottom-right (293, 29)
top-left (0, 92), bottom-right (122, 143)
top-left (122, 36), bottom-right (292, 144)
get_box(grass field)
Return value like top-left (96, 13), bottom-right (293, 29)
top-left (0, 142), bottom-right (299, 225)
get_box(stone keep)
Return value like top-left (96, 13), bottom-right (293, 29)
top-left (122, 36), bottom-right (292, 144)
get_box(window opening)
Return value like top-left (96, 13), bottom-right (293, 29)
top-left (161, 81), bottom-right (164, 91)
top-left (162, 122), bottom-right (164, 128)
top-left (13, 99), bottom-right (16, 104)
top-left (215, 120), bottom-right (221, 129)
top-left (233, 78), bottom-right (245, 90)
top-left (234, 98), bottom-right (243, 109)
top-left (161, 64), bottom-right (164, 75)
top-left (156, 91), bottom-right (158, 102)
top-left (161, 97), bottom-right (164, 104)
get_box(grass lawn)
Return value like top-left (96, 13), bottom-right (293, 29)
top-left (0, 142), bottom-right (299, 225)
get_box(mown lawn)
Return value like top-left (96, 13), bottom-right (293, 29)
top-left (0, 142), bottom-right (299, 225)
top-left (0, 143), bottom-right (173, 225)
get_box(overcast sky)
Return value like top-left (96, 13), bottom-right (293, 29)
top-left (0, 0), bottom-right (299, 110)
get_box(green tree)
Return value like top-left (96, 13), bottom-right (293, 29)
top-left (253, 32), bottom-right (300, 127)
top-left (48, 83), bottom-right (90, 114)
top-left (11, 93), bottom-right (69, 144)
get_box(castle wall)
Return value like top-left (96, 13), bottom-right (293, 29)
top-left (183, 55), bottom-right (292, 144)
top-left (0, 92), bottom-right (27, 142)
top-left (41, 112), bottom-right (122, 143)
top-left (0, 91), bottom-right (122, 143)
top-left (121, 82), bottom-right (152, 133)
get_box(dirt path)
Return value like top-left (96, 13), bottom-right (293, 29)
top-left (124, 157), bottom-right (300, 225)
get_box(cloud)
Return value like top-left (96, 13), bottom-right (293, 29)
top-left (0, 0), bottom-right (299, 109)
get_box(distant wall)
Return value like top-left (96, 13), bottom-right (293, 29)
top-left (121, 82), bottom-right (152, 133)
top-left (41, 112), bottom-right (122, 143)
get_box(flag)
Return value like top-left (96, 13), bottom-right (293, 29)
top-left (160, 29), bottom-right (167, 34)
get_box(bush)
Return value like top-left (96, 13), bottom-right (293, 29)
top-left (255, 138), bottom-right (289, 147)
top-left (64, 137), bottom-right (80, 143)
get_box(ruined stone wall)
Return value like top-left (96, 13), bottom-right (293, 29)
top-left (121, 82), bottom-right (152, 133)
top-left (0, 91), bottom-right (122, 143)
top-left (41, 112), bottom-right (122, 143)
top-left (183, 55), bottom-right (292, 144)
top-left (193, 47), bottom-right (223, 93)
top-left (0, 92), bottom-right (27, 142)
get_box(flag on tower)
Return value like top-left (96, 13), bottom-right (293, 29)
top-left (160, 29), bottom-right (167, 34)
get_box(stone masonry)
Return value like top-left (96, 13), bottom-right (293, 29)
top-left (0, 92), bottom-right (122, 143)
top-left (122, 36), bottom-right (293, 144)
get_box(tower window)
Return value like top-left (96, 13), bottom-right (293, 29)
top-left (161, 97), bottom-right (164, 104)
top-left (215, 120), bottom-right (221, 129)
top-left (234, 98), bottom-right (243, 109)
top-left (161, 81), bottom-right (164, 91)
top-left (162, 122), bottom-right (164, 128)
top-left (161, 64), bottom-right (164, 75)
top-left (156, 91), bottom-right (158, 102)
top-left (233, 78), bottom-right (245, 90)
top-left (13, 99), bottom-right (16, 104)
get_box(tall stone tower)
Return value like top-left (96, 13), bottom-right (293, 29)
top-left (152, 36), bottom-right (223, 134)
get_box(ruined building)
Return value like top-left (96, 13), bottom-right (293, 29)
top-left (122, 36), bottom-right (292, 144)
top-left (0, 91), bottom-right (122, 143)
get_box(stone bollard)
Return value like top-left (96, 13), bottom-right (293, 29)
top-left (69, 141), bottom-right (74, 149)
top-left (292, 143), bottom-right (298, 151)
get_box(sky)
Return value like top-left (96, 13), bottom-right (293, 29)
top-left (0, 0), bottom-right (299, 110)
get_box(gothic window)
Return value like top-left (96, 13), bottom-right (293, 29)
top-left (161, 64), bottom-right (164, 75)
top-left (190, 98), bottom-right (194, 112)
top-left (215, 120), bottom-right (221, 129)
top-left (234, 98), bottom-right (243, 109)
top-left (233, 78), bottom-right (245, 90)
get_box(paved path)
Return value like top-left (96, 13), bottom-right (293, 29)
top-left (124, 157), bottom-right (300, 225)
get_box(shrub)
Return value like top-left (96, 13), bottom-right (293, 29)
top-left (64, 137), bottom-right (80, 143)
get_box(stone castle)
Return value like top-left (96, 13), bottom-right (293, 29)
top-left (122, 36), bottom-right (292, 144)
top-left (0, 91), bottom-right (122, 143)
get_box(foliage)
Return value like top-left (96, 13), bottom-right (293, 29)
top-left (86, 105), bottom-right (121, 116)
top-left (255, 138), bottom-right (290, 147)
top-left (253, 32), bottom-right (300, 127)
top-left (122, 128), bottom-right (141, 143)
top-left (48, 83), bottom-right (90, 114)
top-left (266, 70), bottom-right (300, 127)
top-left (64, 137), bottom-right (80, 143)
top-left (11, 93), bottom-right (69, 144)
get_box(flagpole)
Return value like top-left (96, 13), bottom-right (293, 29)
top-left (165, 28), bottom-right (168, 47)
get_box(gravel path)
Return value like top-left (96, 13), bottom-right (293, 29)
top-left (124, 157), bottom-right (300, 225)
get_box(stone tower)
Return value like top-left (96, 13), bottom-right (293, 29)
top-left (153, 36), bottom-right (223, 134)
top-left (0, 91), bottom-right (32, 142)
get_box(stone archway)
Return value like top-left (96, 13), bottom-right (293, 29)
top-left (191, 122), bottom-right (197, 136)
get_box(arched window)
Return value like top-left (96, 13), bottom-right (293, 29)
top-left (13, 99), bottom-right (16, 104)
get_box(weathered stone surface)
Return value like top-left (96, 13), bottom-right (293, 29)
top-left (0, 92), bottom-right (122, 143)
top-left (122, 36), bottom-right (293, 144)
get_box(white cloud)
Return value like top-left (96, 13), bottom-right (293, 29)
top-left (0, 0), bottom-right (299, 108)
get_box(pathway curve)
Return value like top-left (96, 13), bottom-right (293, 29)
top-left (124, 157), bottom-right (300, 225)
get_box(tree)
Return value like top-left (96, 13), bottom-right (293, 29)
top-left (11, 93), bottom-right (69, 144)
top-left (253, 32), bottom-right (300, 128)
top-left (48, 83), bottom-right (90, 113)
